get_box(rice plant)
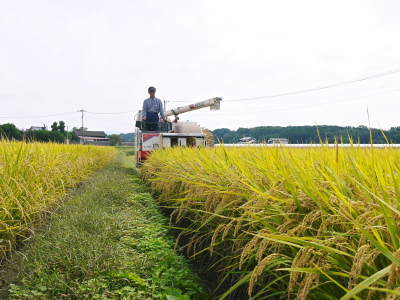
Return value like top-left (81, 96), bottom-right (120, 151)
top-left (0, 141), bottom-right (116, 257)
top-left (142, 146), bottom-right (400, 299)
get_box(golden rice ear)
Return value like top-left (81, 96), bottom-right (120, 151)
top-left (348, 244), bottom-right (371, 289)
top-left (297, 271), bottom-right (320, 300)
top-left (233, 218), bottom-right (242, 237)
top-left (221, 220), bottom-right (234, 240)
top-left (386, 249), bottom-right (400, 291)
top-left (210, 224), bottom-right (225, 255)
top-left (239, 235), bottom-right (259, 270)
top-left (248, 253), bottom-right (281, 296)
top-left (255, 238), bottom-right (269, 262)
top-left (288, 247), bottom-right (314, 293)
top-left (174, 231), bottom-right (185, 251)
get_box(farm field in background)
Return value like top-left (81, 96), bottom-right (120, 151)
top-left (0, 141), bottom-right (116, 257)
top-left (143, 146), bottom-right (400, 299)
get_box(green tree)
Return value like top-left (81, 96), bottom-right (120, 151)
top-left (213, 125), bottom-right (398, 144)
top-left (108, 134), bottom-right (121, 146)
top-left (68, 131), bottom-right (79, 142)
top-left (58, 121), bottom-right (66, 132)
top-left (51, 122), bottom-right (58, 132)
top-left (26, 130), bottom-right (65, 143)
top-left (0, 123), bottom-right (22, 140)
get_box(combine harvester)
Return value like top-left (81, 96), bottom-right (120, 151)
top-left (135, 97), bottom-right (222, 165)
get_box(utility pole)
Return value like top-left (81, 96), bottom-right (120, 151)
top-left (164, 99), bottom-right (171, 117)
top-left (77, 109), bottom-right (86, 144)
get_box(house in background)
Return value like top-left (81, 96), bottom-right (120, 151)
top-left (267, 138), bottom-right (289, 144)
top-left (238, 136), bottom-right (256, 144)
top-left (29, 125), bottom-right (47, 131)
top-left (73, 129), bottom-right (110, 145)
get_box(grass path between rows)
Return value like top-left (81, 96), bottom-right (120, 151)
top-left (0, 152), bottom-right (206, 299)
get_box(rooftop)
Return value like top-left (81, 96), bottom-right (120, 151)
top-left (74, 130), bottom-right (107, 138)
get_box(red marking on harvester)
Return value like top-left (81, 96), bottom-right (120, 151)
top-left (142, 133), bottom-right (158, 142)
top-left (139, 151), bottom-right (151, 161)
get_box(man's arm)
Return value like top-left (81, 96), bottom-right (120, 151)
top-left (142, 100), bottom-right (147, 120)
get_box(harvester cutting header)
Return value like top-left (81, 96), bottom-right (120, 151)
top-left (135, 87), bottom-right (221, 165)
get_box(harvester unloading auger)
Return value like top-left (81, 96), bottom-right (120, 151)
top-left (134, 97), bottom-right (222, 165)
top-left (165, 97), bottom-right (222, 121)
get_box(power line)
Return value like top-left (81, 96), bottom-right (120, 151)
top-left (2, 67), bottom-right (400, 120)
top-left (86, 111), bottom-right (132, 115)
top-left (155, 68), bottom-right (400, 104)
top-left (215, 88), bottom-right (400, 114)
top-left (4, 86), bottom-right (396, 120)
top-left (0, 110), bottom-right (133, 120)
top-left (0, 110), bottom-right (132, 120)
top-left (0, 111), bottom-right (76, 119)
top-left (224, 68), bottom-right (400, 102)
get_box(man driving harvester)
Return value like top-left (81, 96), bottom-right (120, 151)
top-left (142, 86), bottom-right (166, 131)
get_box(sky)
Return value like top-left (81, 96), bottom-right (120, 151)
top-left (1, 0), bottom-right (400, 132)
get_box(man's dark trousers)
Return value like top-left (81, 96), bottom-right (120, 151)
top-left (145, 112), bottom-right (159, 131)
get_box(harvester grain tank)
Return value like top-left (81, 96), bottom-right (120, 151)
top-left (135, 97), bottom-right (222, 165)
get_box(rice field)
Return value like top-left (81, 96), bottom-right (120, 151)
top-left (0, 141), bottom-right (116, 257)
top-left (142, 146), bottom-right (400, 299)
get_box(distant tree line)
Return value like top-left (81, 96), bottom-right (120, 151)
top-left (108, 134), bottom-right (122, 146)
top-left (119, 132), bottom-right (134, 142)
top-left (213, 125), bottom-right (400, 144)
top-left (0, 122), bottom-right (79, 143)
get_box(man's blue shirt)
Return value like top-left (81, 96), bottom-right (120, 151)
top-left (142, 97), bottom-right (164, 118)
